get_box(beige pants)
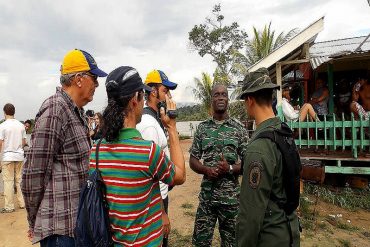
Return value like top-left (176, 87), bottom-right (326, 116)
top-left (1, 161), bottom-right (25, 210)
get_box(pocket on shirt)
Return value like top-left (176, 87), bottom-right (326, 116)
top-left (222, 139), bottom-right (239, 164)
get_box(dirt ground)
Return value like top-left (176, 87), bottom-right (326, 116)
top-left (0, 139), bottom-right (369, 247)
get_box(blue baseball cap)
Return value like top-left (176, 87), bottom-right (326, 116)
top-left (144, 69), bottom-right (178, 90)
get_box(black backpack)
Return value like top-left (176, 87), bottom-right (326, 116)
top-left (74, 139), bottom-right (113, 247)
top-left (254, 122), bottom-right (301, 215)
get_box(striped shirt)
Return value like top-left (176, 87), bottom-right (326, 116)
top-left (89, 128), bottom-right (175, 247)
top-left (22, 87), bottom-right (91, 243)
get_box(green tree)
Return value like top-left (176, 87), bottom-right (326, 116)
top-left (188, 4), bottom-right (248, 84)
top-left (190, 72), bottom-right (214, 115)
top-left (245, 22), bottom-right (298, 66)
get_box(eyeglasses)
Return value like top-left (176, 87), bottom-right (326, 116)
top-left (81, 72), bottom-right (99, 87)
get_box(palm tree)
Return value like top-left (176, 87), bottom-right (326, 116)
top-left (245, 22), bottom-right (298, 66)
top-left (191, 72), bottom-right (214, 115)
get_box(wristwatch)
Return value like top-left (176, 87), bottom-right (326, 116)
top-left (229, 165), bottom-right (233, 174)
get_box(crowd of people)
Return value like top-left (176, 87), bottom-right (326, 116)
top-left (282, 76), bottom-right (370, 123)
top-left (0, 49), bottom-right (305, 247)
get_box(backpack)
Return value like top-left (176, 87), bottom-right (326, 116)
top-left (74, 139), bottom-right (113, 247)
top-left (254, 122), bottom-right (301, 215)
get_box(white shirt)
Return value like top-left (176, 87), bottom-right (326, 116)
top-left (0, 119), bottom-right (26, 161)
top-left (136, 113), bottom-right (169, 199)
top-left (282, 98), bottom-right (299, 121)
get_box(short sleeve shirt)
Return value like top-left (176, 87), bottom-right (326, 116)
top-left (189, 117), bottom-right (248, 205)
top-left (89, 128), bottom-right (175, 246)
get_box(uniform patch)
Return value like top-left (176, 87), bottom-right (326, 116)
top-left (249, 161), bottom-right (262, 189)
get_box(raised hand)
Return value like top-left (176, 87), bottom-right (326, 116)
top-left (216, 153), bottom-right (229, 175)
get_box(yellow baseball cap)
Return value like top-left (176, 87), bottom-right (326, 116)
top-left (60, 49), bottom-right (107, 77)
top-left (144, 70), bottom-right (177, 90)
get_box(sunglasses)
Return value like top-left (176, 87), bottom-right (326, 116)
top-left (80, 72), bottom-right (99, 87)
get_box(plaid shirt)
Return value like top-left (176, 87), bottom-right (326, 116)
top-left (22, 87), bottom-right (91, 243)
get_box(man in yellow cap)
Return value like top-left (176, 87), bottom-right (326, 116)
top-left (136, 69), bottom-right (178, 247)
top-left (21, 49), bottom-right (107, 246)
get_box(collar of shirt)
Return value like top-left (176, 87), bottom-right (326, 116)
top-left (210, 116), bottom-right (232, 125)
top-left (119, 128), bottom-right (143, 140)
top-left (251, 117), bottom-right (281, 141)
top-left (56, 87), bottom-right (88, 127)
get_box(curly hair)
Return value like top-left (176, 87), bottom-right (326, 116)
top-left (101, 95), bottom-right (132, 142)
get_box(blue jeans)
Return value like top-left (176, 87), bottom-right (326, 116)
top-left (40, 235), bottom-right (75, 247)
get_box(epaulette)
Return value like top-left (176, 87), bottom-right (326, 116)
top-left (229, 118), bottom-right (244, 128)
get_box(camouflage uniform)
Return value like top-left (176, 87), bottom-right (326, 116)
top-left (190, 117), bottom-right (248, 247)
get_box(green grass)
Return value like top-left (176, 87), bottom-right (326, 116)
top-left (317, 221), bottom-right (329, 231)
top-left (304, 183), bottom-right (370, 210)
top-left (168, 229), bottom-right (192, 247)
top-left (181, 203), bottom-right (194, 209)
top-left (184, 211), bottom-right (196, 218)
top-left (337, 222), bottom-right (359, 231)
top-left (338, 239), bottom-right (352, 247)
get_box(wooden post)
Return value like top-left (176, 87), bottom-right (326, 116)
top-left (327, 63), bottom-right (335, 150)
top-left (276, 62), bottom-right (283, 119)
top-left (327, 63), bottom-right (334, 114)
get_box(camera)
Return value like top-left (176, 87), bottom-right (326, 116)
top-left (86, 110), bottom-right (95, 118)
top-left (157, 101), bottom-right (177, 119)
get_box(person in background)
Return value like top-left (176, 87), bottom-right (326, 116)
top-left (350, 80), bottom-right (370, 120)
top-left (335, 79), bottom-right (351, 117)
top-left (310, 78), bottom-right (329, 117)
top-left (0, 103), bottom-right (26, 213)
top-left (24, 120), bottom-right (32, 134)
top-left (357, 76), bottom-right (370, 111)
top-left (86, 109), bottom-right (95, 138)
top-left (91, 66), bottom-right (185, 246)
top-left (23, 120), bottom-right (33, 150)
top-left (189, 84), bottom-right (248, 247)
top-left (21, 49), bottom-right (107, 246)
top-left (282, 84), bottom-right (318, 122)
top-left (90, 112), bottom-right (103, 142)
top-left (136, 69), bottom-right (178, 246)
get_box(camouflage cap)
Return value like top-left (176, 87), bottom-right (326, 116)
top-left (237, 67), bottom-right (280, 100)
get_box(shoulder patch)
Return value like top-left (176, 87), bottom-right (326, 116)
top-left (248, 161), bottom-right (263, 189)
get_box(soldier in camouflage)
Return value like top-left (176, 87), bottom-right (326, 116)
top-left (189, 84), bottom-right (248, 247)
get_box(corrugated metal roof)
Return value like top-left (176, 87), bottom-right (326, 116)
top-left (283, 70), bottom-right (304, 82)
top-left (309, 35), bottom-right (370, 69)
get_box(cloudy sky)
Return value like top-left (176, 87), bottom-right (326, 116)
top-left (0, 0), bottom-right (369, 120)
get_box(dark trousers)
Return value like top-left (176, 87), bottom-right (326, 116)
top-left (40, 235), bottom-right (75, 247)
top-left (162, 196), bottom-right (169, 247)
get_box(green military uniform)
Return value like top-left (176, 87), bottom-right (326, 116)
top-left (190, 117), bottom-right (248, 247)
top-left (236, 117), bottom-right (300, 247)
top-left (235, 67), bottom-right (300, 247)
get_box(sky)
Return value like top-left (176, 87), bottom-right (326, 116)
top-left (0, 0), bottom-right (369, 120)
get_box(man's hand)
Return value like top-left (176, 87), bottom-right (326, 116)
top-left (216, 153), bottom-right (229, 175)
top-left (27, 229), bottom-right (34, 242)
top-left (205, 167), bottom-right (219, 179)
top-left (160, 95), bottom-right (177, 130)
top-left (162, 211), bottom-right (171, 238)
